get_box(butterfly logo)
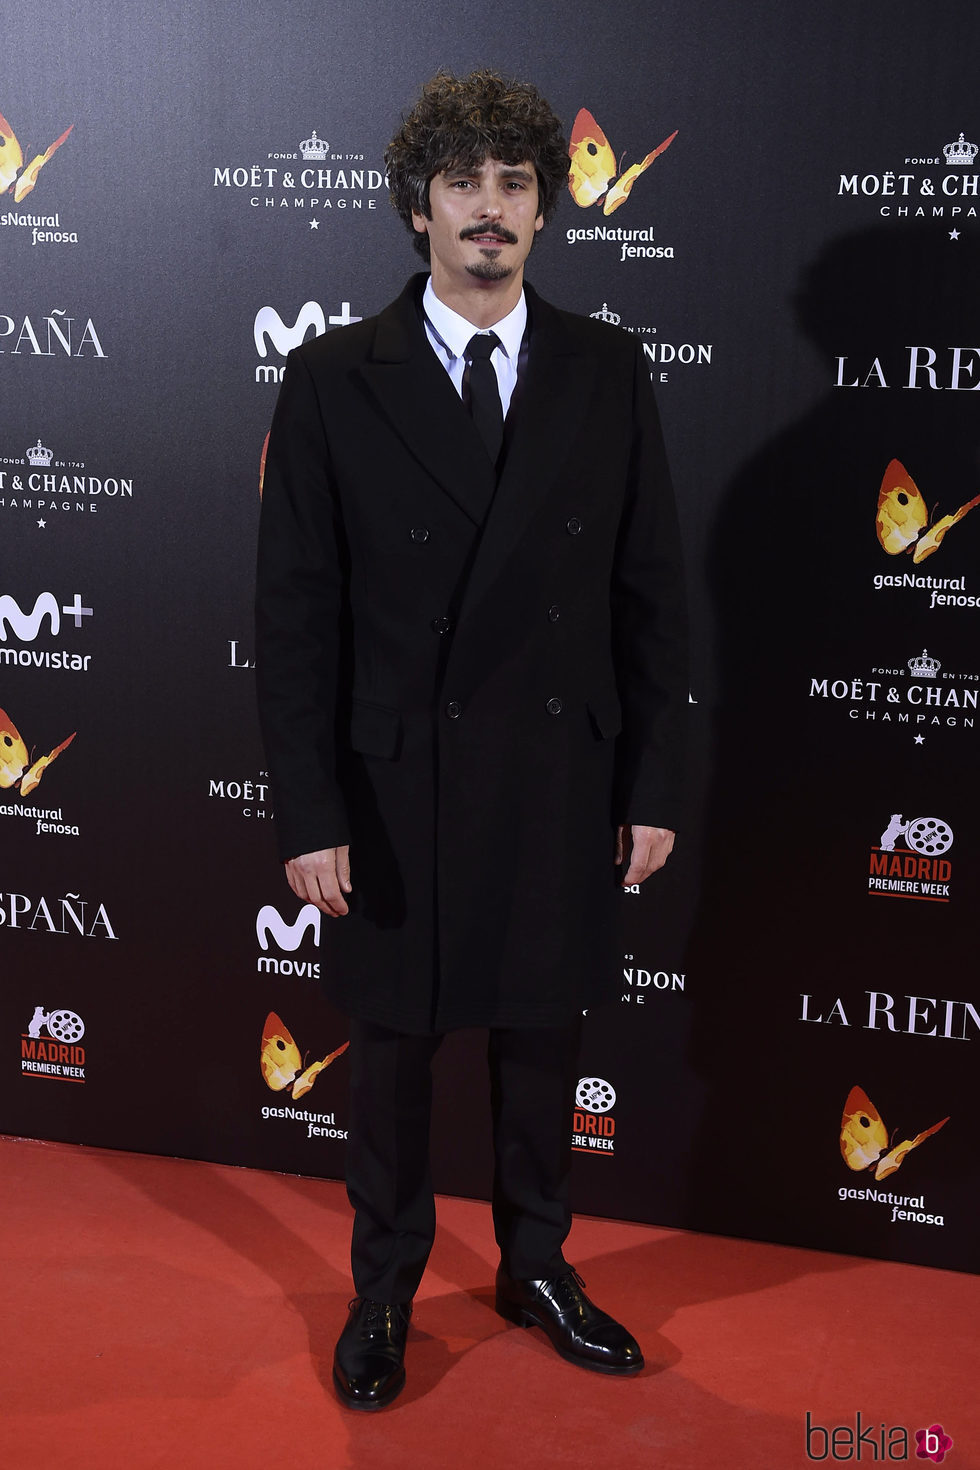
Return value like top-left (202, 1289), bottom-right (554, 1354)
top-left (259, 430), bottom-right (270, 500)
top-left (0, 708), bottom-right (75, 796)
top-left (0, 109), bottom-right (73, 203)
top-left (876, 458), bottom-right (980, 564)
top-left (260, 1011), bottom-right (348, 1101)
top-left (568, 108), bottom-right (677, 215)
top-left (840, 1086), bottom-right (949, 1181)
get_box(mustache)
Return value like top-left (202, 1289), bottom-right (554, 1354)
top-left (459, 223), bottom-right (519, 245)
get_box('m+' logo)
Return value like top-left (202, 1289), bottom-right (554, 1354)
top-left (252, 300), bottom-right (362, 382)
top-left (255, 902), bottom-right (321, 979)
top-left (0, 591), bottom-right (92, 642)
top-left (0, 592), bottom-right (94, 673)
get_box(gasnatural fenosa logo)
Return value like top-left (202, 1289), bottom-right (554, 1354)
top-left (567, 109), bottom-right (676, 214)
top-left (876, 459), bottom-right (979, 565)
top-left (565, 109), bottom-right (678, 261)
top-left (0, 109), bottom-right (72, 202)
top-left (260, 1011), bottom-right (348, 1100)
top-left (0, 707), bottom-right (74, 796)
top-left (840, 1086), bottom-right (949, 1182)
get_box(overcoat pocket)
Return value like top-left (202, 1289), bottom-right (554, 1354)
top-left (586, 692), bottom-right (623, 741)
top-left (349, 699), bottom-right (403, 759)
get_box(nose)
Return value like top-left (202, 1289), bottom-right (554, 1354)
top-left (476, 190), bottom-right (502, 218)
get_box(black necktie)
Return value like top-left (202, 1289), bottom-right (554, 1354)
top-left (464, 331), bottom-right (504, 464)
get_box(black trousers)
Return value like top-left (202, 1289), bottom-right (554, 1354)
top-left (346, 1017), bottom-right (583, 1303)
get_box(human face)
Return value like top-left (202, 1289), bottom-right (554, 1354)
top-left (413, 157), bottom-right (544, 313)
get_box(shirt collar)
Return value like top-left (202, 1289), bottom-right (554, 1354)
top-left (422, 276), bottom-right (527, 362)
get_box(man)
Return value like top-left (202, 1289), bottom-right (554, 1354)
top-left (256, 70), bottom-right (687, 1411)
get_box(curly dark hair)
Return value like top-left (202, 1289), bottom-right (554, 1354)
top-left (385, 70), bottom-right (570, 259)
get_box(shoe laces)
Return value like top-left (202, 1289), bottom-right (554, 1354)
top-left (349, 1296), bottom-right (410, 1328)
top-left (551, 1268), bottom-right (590, 1314)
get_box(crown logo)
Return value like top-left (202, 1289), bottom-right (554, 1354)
top-left (943, 132), bottom-right (978, 166)
top-left (26, 438), bottom-right (53, 467)
top-left (908, 647), bottom-right (941, 679)
top-left (300, 129), bottom-right (329, 161)
top-left (590, 302), bottom-right (621, 325)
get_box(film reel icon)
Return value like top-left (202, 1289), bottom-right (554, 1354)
top-left (46, 1009), bottom-right (85, 1043)
top-left (576, 1077), bottom-right (617, 1113)
top-left (905, 818), bottom-right (954, 857)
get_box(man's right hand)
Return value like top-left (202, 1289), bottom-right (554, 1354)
top-left (284, 846), bottom-right (352, 917)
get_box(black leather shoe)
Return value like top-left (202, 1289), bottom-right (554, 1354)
top-left (495, 1267), bottom-right (643, 1375)
top-left (332, 1297), bottom-right (412, 1410)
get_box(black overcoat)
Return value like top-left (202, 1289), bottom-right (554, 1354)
top-left (255, 274), bottom-right (687, 1034)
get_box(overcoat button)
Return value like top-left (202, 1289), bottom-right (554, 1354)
top-left (546, 697), bottom-right (563, 715)
top-left (446, 700), bottom-right (461, 719)
top-left (411, 527), bottom-right (430, 543)
top-left (566, 517), bottom-right (582, 535)
top-left (432, 615), bottom-right (452, 634)
top-left (548, 604), bottom-right (560, 622)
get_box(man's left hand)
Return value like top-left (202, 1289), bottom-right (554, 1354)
top-left (615, 824), bottom-right (675, 886)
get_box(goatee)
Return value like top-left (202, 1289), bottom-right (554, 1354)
top-left (465, 259), bottom-right (514, 281)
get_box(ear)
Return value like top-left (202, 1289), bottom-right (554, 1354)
top-left (534, 213), bottom-right (544, 232)
top-left (412, 210), bottom-right (428, 236)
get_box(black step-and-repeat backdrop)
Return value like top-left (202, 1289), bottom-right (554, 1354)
top-left (3, 0), bottom-right (977, 1273)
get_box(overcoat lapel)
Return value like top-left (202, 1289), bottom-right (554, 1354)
top-left (356, 277), bottom-right (496, 527)
top-left (356, 277), bottom-right (594, 620)
top-left (454, 283), bottom-right (594, 625)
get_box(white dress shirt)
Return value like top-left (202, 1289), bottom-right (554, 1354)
top-left (422, 276), bottom-right (526, 417)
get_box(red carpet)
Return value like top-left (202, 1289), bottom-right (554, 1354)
top-left (2, 1135), bottom-right (976, 1469)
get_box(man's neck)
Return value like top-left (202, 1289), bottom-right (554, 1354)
top-left (427, 266), bottom-right (525, 328)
